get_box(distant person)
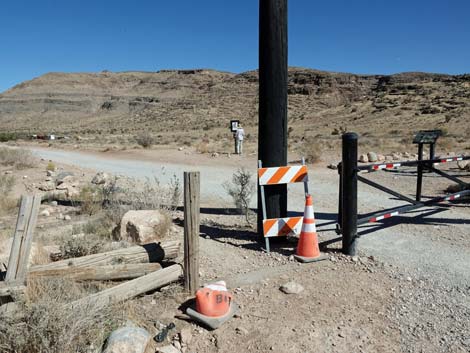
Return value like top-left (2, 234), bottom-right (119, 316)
top-left (235, 125), bottom-right (245, 155)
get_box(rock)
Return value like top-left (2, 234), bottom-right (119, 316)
top-left (92, 172), bottom-right (109, 185)
top-left (40, 209), bottom-right (50, 217)
top-left (280, 281), bottom-right (304, 294)
top-left (385, 155), bottom-right (393, 161)
top-left (56, 182), bottom-right (80, 198)
top-left (392, 153), bottom-right (401, 161)
top-left (158, 345), bottom-right (180, 353)
top-left (377, 154), bottom-right (385, 161)
top-left (327, 164), bottom-right (338, 170)
top-left (64, 215), bottom-right (72, 221)
top-left (4, 171), bottom-right (12, 175)
top-left (236, 327), bottom-right (249, 335)
top-left (46, 170), bottom-right (56, 177)
top-left (178, 147), bottom-right (184, 151)
top-left (359, 154), bottom-right (369, 163)
top-left (120, 210), bottom-right (170, 243)
top-left (38, 181), bottom-right (55, 191)
top-left (211, 152), bottom-right (219, 158)
top-left (50, 201), bottom-right (58, 206)
top-left (367, 152), bottom-right (378, 163)
top-left (179, 327), bottom-right (192, 346)
top-left (102, 326), bottom-right (151, 353)
top-left (55, 172), bottom-right (74, 185)
top-left (457, 161), bottom-right (469, 170)
top-left (403, 152), bottom-right (411, 158)
top-left (23, 175), bottom-right (28, 179)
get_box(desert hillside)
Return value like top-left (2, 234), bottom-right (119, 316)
top-left (0, 68), bottom-right (469, 151)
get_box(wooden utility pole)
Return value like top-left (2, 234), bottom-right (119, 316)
top-left (258, 0), bottom-right (288, 235)
top-left (184, 172), bottom-right (200, 294)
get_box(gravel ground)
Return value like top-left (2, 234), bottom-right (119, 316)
top-left (24, 147), bottom-right (470, 353)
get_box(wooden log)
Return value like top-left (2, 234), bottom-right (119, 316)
top-left (29, 263), bottom-right (162, 281)
top-left (0, 281), bottom-right (26, 297)
top-left (30, 240), bottom-right (180, 273)
top-left (69, 264), bottom-right (183, 310)
top-left (5, 195), bottom-right (41, 283)
top-left (184, 172), bottom-right (200, 294)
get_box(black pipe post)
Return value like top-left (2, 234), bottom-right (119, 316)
top-left (257, 0), bottom-right (288, 236)
top-left (416, 143), bottom-right (424, 201)
top-left (337, 162), bottom-right (343, 234)
top-left (341, 133), bottom-right (358, 256)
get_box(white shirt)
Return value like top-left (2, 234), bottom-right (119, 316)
top-left (235, 128), bottom-right (245, 141)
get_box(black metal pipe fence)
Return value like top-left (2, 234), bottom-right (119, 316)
top-left (337, 132), bottom-right (470, 255)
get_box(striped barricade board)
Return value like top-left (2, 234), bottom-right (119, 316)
top-left (258, 165), bottom-right (308, 185)
top-left (262, 216), bottom-right (304, 238)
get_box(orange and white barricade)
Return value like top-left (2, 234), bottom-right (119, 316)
top-left (258, 159), bottom-right (309, 252)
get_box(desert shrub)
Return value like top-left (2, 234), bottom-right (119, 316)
top-left (196, 141), bottom-right (210, 154)
top-left (0, 147), bottom-right (36, 169)
top-left (300, 141), bottom-right (322, 163)
top-left (101, 174), bottom-right (181, 227)
top-left (58, 233), bottom-right (106, 260)
top-left (79, 184), bottom-right (104, 216)
top-left (0, 175), bottom-right (17, 215)
top-left (46, 161), bottom-right (56, 171)
top-left (0, 132), bottom-right (18, 142)
top-left (0, 174), bottom-right (15, 195)
top-left (135, 132), bottom-right (154, 148)
top-left (223, 168), bottom-right (256, 226)
top-left (0, 278), bottom-right (120, 353)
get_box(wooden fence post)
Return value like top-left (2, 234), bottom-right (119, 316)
top-left (184, 172), bottom-right (200, 294)
top-left (5, 194), bottom-right (41, 284)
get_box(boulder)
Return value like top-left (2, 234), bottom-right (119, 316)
top-left (102, 326), bottom-right (151, 353)
top-left (367, 152), bottom-right (378, 163)
top-left (457, 161), bottom-right (469, 170)
top-left (56, 182), bottom-right (80, 198)
top-left (385, 155), bottom-right (393, 161)
top-left (377, 154), bottom-right (385, 162)
top-left (120, 210), bottom-right (170, 244)
top-left (38, 181), bottom-right (55, 191)
top-left (359, 154), bottom-right (369, 163)
top-left (392, 153), bottom-right (401, 161)
top-left (92, 172), bottom-right (110, 185)
top-left (55, 172), bottom-right (74, 185)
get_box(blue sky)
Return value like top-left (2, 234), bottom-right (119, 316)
top-left (0, 0), bottom-right (469, 92)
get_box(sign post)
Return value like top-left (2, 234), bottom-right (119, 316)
top-left (230, 119), bottom-right (240, 155)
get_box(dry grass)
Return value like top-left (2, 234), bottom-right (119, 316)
top-left (101, 175), bottom-right (181, 228)
top-left (0, 147), bottom-right (37, 169)
top-left (0, 278), bottom-right (123, 353)
top-left (0, 175), bottom-right (18, 216)
top-left (300, 140), bottom-right (323, 163)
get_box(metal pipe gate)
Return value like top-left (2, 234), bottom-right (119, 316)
top-left (337, 132), bottom-right (470, 255)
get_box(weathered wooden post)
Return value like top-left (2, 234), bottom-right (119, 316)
top-left (184, 172), bottom-right (200, 294)
top-left (257, 0), bottom-right (289, 236)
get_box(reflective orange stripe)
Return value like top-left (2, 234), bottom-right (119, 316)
top-left (292, 166), bottom-right (308, 183)
top-left (263, 219), bottom-right (277, 235)
top-left (268, 167), bottom-right (290, 184)
top-left (279, 217), bottom-right (301, 235)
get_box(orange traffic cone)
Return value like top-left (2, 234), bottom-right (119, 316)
top-left (186, 281), bottom-right (239, 330)
top-left (294, 194), bottom-right (328, 263)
